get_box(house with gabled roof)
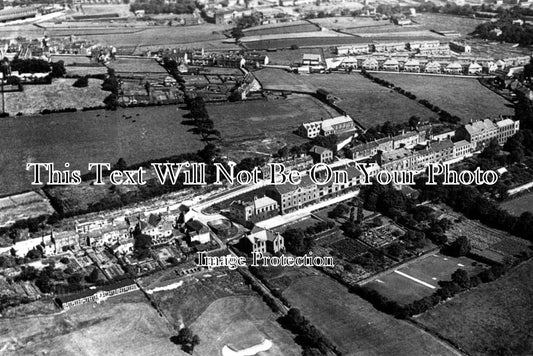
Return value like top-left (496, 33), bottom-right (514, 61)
top-left (239, 226), bottom-right (285, 255)
top-left (382, 58), bottom-right (400, 71)
top-left (424, 61), bottom-right (441, 73)
top-left (403, 59), bottom-right (420, 72)
top-left (362, 57), bottom-right (379, 70)
top-left (445, 62), bottom-right (463, 74)
top-left (468, 62), bottom-right (482, 75)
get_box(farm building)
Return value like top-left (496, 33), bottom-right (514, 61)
top-left (302, 53), bottom-right (322, 66)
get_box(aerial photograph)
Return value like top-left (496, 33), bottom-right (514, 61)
top-left (0, 0), bottom-right (532, 355)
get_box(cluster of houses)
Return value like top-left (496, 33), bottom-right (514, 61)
top-left (0, 35), bottom-right (96, 60)
top-left (308, 40), bottom-right (530, 75)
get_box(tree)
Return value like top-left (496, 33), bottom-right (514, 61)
top-left (447, 236), bottom-right (471, 257)
top-left (329, 203), bottom-right (348, 219)
top-left (357, 206), bottom-right (364, 223)
top-left (73, 76), bottom-right (89, 88)
top-left (86, 267), bottom-right (101, 283)
top-left (114, 158), bottom-right (128, 171)
top-left (451, 268), bottom-right (470, 289)
top-left (231, 27), bottom-right (244, 41)
top-left (104, 93), bottom-right (118, 110)
top-left (177, 328), bottom-right (193, 345)
top-left (51, 60), bottom-right (66, 78)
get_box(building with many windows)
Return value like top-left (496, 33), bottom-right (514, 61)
top-left (230, 196), bottom-right (279, 226)
top-left (298, 115), bottom-right (355, 139)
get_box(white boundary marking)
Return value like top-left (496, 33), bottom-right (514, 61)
top-left (394, 270), bottom-right (436, 289)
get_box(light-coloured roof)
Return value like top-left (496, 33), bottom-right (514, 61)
top-left (303, 54), bottom-right (321, 61)
top-left (495, 118), bottom-right (516, 127)
top-left (253, 196), bottom-right (277, 210)
top-left (464, 119), bottom-right (497, 135)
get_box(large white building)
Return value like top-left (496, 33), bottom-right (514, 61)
top-left (298, 115), bottom-right (355, 138)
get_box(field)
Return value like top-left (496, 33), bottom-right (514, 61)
top-left (108, 57), bottom-right (167, 74)
top-left (500, 192), bottom-right (533, 216)
top-left (364, 253), bottom-right (486, 305)
top-left (413, 13), bottom-right (488, 37)
top-left (243, 36), bottom-right (369, 50)
top-left (191, 296), bottom-right (301, 356)
top-left (373, 73), bottom-right (514, 122)
top-left (417, 259), bottom-right (533, 356)
top-left (0, 291), bottom-right (184, 356)
top-left (0, 191), bottom-right (54, 228)
top-left (5, 78), bottom-right (107, 115)
top-left (297, 72), bottom-right (437, 128)
top-left (431, 204), bottom-right (531, 263)
top-left (254, 69), bottom-right (437, 128)
top-left (210, 94), bottom-right (337, 160)
top-left (150, 270), bottom-right (253, 327)
top-left (266, 48), bottom-right (327, 66)
top-left (0, 105), bottom-right (204, 196)
top-left (283, 274), bottom-right (460, 356)
top-left (243, 21), bottom-right (319, 37)
top-left (83, 24), bottom-right (236, 53)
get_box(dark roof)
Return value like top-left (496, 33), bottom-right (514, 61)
top-left (309, 145), bottom-right (332, 155)
top-left (148, 214), bottom-right (162, 227)
top-left (267, 175), bottom-right (315, 195)
top-left (185, 220), bottom-right (208, 233)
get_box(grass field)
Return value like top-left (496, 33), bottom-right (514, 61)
top-left (500, 193), bottom-right (533, 216)
top-left (151, 270), bottom-right (253, 327)
top-left (191, 296), bottom-right (301, 356)
top-left (243, 21), bottom-right (319, 37)
top-left (417, 259), bottom-right (533, 356)
top-left (0, 291), bottom-right (183, 356)
top-left (108, 57), bottom-right (167, 74)
top-left (5, 78), bottom-right (107, 115)
top-left (254, 69), bottom-right (437, 128)
top-left (283, 274), bottom-right (460, 356)
top-left (365, 253), bottom-right (486, 305)
top-left (0, 105), bottom-right (203, 196)
top-left (211, 95), bottom-right (336, 160)
top-left (266, 48), bottom-right (327, 66)
top-left (373, 73), bottom-right (514, 122)
top-left (243, 36), bottom-right (368, 50)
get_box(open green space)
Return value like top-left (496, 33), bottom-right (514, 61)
top-left (211, 94), bottom-right (336, 160)
top-left (191, 296), bottom-right (301, 356)
top-left (417, 258), bottom-right (533, 356)
top-left (0, 105), bottom-right (203, 196)
top-left (365, 253), bottom-right (486, 305)
top-left (374, 73), bottom-right (514, 122)
top-left (283, 274), bottom-right (459, 356)
top-left (254, 69), bottom-right (437, 128)
top-left (0, 291), bottom-right (183, 356)
top-left (500, 193), bottom-right (533, 216)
